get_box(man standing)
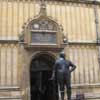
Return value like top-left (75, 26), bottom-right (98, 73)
top-left (51, 52), bottom-right (76, 100)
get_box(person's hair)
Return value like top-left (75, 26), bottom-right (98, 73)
top-left (59, 52), bottom-right (65, 59)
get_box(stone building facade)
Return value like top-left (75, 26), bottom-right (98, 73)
top-left (0, 0), bottom-right (100, 100)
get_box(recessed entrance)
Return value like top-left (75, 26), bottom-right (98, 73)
top-left (30, 53), bottom-right (58, 100)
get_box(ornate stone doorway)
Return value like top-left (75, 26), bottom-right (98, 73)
top-left (30, 53), bottom-right (58, 100)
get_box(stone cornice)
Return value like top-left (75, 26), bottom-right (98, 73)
top-left (3, 0), bottom-right (100, 5)
top-left (0, 40), bottom-right (98, 45)
top-left (0, 39), bottom-right (18, 44)
top-left (0, 86), bottom-right (20, 91)
top-left (47, 0), bottom-right (100, 5)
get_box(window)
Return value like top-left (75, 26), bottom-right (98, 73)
top-left (31, 32), bottom-right (56, 44)
top-left (30, 19), bottom-right (57, 31)
top-left (30, 18), bottom-right (57, 44)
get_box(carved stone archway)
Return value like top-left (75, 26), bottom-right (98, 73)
top-left (20, 51), bottom-right (57, 100)
top-left (19, 1), bottom-right (67, 100)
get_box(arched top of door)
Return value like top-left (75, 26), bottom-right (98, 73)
top-left (30, 51), bottom-right (57, 71)
top-left (30, 51), bottom-right (57, 63)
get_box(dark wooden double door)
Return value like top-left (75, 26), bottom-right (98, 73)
top-left (30, 54), bottom-right (58, 100)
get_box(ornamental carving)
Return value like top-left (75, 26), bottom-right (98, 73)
top-left (18, 0), bottom-right (67, 50)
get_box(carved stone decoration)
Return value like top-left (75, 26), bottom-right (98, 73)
top-left (30, 19), bottom-right (57, 31)
top-left (39, 0), bottom-right (47, 16)
top-left (18, 33), bottom-right (24, 43)
top-left (18, 0), bottom-right (67, 51)
top-left (18, 1), bottom-right (68, 100)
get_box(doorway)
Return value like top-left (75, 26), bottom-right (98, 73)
top-left (30, 53), bottom-right (58, 100)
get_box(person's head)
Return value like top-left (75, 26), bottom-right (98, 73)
top-left (59, 52), bottom-right (65, 59)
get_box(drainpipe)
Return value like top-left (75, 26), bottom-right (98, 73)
top-left (93, 0), bottom-right (100, 68)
